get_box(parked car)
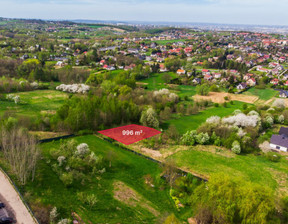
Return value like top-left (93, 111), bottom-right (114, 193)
top-left (0, 218), bottom-right (13, 224)
top-left (0, 203), bottom-right (5, 209)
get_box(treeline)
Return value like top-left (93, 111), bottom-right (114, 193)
top-left (0, 58), bottom-right (91, 84)
top-left (51, 94), bottom-right (141, 132)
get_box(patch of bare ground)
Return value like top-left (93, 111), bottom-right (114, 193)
top-left (40, 110), bottom-right (56, 115)
top-left (29, 131), bottom-right (69, 139)
top-left (193, 92), bottom-right (258, 104)
top-left (266, 168), bottom-right (288, 197)
top-left (113, 181), bottom-right (160, 217)
top-left (132, 144), bottom-right (163, 159)
top-left (264, 98), bottom-right (274, 105)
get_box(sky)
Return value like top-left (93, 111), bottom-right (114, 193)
top-left (0, 0), bottom-right (287, 26)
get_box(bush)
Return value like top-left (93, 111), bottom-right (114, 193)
top-left (231, 140), bottom-right (241, 154)
top-left (266, 152), bottom-right (281, 162)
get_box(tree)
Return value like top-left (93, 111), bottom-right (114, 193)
top-left (196, 84), bottom-right (210, 96)
top-left (140, 107), bottom-right (159, 128)
top-left (162, 158), bottom-right (178, 189)
top-left (231, 140), bottom-right (241, 154)
top-left (192, 174), bottom-right (277, 224)
top-left (163, 214), bottom-right (181, 224)
top-left (162, 73), bottom-right (172, 83)
top-left (0, 123), bottom-right (40, 185)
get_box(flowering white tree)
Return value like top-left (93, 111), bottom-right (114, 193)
top-left (153, 88), bottom-right (179, 102)
top-left (140, 107), bottom-right (159, 128)
top-left (231, 141), bottom-right (241, 154)
top-left (13, 95), bottom-right (20, 104)
top-left (265, 116), bottom-right (274, 126)
top-left (56, 84), bottom-right (90, 94)
top-left (30, 81), bottom-right (39, 89)
top-left (248, 110), bottom-right (259, 116)
top-left (57, 156), bottom-right (66, 167)
top-left (237, 128), bottom-right (246, 138)
top-left (206, 116), bottom-right (221, 124)
top-left (272, 99), bottom-right (285, 109)
top-left (75, 143), bottom-right (90, 157)
top-left (222, 113), bottom-right (259, 127)
top-left (6, 94), bottom-right (20, 104)
top-left (50, 207), bottom-right (58, 224)
top-left (278, 114), bottom-right (284, 124)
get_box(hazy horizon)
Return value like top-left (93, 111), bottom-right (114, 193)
top-left (0, 0), bottom-right (287, 26)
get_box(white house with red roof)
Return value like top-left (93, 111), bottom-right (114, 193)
top-left (247, 78), bottom-right (256, 86)
top-left (270, 78), bottom-right (279, 85)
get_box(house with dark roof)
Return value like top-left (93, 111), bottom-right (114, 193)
top-left (270, 127), bottom-right (288, 152)
top-left (279, 90), bottom-right (288, 98)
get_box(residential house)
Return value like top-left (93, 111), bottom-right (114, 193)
top-left (270, 127), bottom-right (288, 152)
top-left (193, 78), bottom-right (202, 84)
top-left (270, 78), bottom-right (279, 85)
top-left (237, 83), bottom-right (247, 90)
top-left (279, 90), bottom-right (288, 98)
top-left (177, 69), bottom-right (186, 75)
top-left (247, 78), bottom-right (256, 86)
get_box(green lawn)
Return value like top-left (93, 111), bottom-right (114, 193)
top-left (139, 72), bottom-right (178, 90)
top-left (243, 88), bottom-right (278, 101)
top-left (166, 101), bottom-right (246, 134)
top-left (0, 90), bottom-right (68, 117)
top-left (176, 85), bottom-right (197, 98)
top-left (8, 135), bottom-right (184, 223)
top-left (169, 148), bottom-right (288, 192)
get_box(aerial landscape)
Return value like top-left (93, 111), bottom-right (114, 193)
top-left (0, 0), bottom-right (287, 224)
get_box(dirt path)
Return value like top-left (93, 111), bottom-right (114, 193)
top-left (0, 170), bottom-right (37, 224)
top-left (193, 92), bottom-right (259, 104)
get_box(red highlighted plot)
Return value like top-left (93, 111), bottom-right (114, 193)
top-left (98, 124), bottom-right (161, 145)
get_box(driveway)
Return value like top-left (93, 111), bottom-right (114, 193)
top-left (0, 169), bottom-right (37, 224)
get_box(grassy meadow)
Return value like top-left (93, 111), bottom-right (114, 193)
top-left (165, 101), bottom-right (247, 134)
top-left (167, 146), bottom-right (288, 195)
top-left (7, 135), bottom-right (187, 223)
top-left (243, 88), bottom-right (278, 101)
top-left (0, 90), bottom-right (68, 117)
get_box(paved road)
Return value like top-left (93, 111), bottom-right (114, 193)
top-left (0, 170), bottom-right (37, 224)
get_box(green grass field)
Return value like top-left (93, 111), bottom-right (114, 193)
top-left (9, 135), bottom-right (184, 223)
top-left (166, 101), bottom-right (246, 134)
top-left (168, 147), bottom-right (288, 193)
top-left (176, 85), bottom-right (197, 98)
top-left (0, 90), bottom-right (68, 117)
top-left (139, 72), bottom-right (178, 90)
top-left (243, 88), bottom-right (278, 101)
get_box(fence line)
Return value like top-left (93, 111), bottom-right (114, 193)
top-left (0, 167), bottom-right (39, 224)
top-left (38, 134), bottom-right (75, 143)
top-left (98, 135), bottom-right (208, 182)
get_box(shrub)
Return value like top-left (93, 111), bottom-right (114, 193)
top-left (266, 152), bottom-right (281, 162)
top-left (231, 140), bottom-right (241, 154)
top-left (278, 115), bottom-right (284, 124)
top-left (196, 133), bottom-right (210, 145)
